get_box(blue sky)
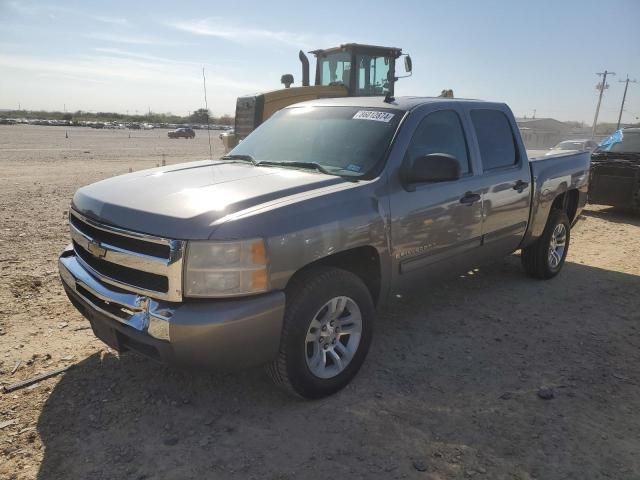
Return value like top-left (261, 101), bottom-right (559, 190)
top-left (1, 0), bottom-right (638, 123)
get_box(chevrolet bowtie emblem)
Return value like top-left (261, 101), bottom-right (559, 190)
top-left (87, 240), bottom-right (107, 258)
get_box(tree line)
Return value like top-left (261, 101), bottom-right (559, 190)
top-left (0, 108), bottom-right (234, 125)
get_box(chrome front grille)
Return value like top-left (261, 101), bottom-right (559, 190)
top-left (69, 210), bottom-right (184, 302)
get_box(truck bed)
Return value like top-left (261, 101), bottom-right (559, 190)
top-left (522, 150), bottom-right (591, 246)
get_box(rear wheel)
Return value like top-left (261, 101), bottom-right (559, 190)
top-left (267, 267), bottom-right (374, 399)
top-left (521, 209), bottom-right (571, 279)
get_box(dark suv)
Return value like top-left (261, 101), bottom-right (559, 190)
top-left (168, 127), bottom-right (195, 139)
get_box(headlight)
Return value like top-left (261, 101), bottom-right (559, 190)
top-left (184, 239), bottom-right (268, 297)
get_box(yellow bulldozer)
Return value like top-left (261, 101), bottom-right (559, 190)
top-left (221, 43), bottom-right (413, 151)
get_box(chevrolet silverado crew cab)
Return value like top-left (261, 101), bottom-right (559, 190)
top-left (59, 97), bottom-right (590, 398)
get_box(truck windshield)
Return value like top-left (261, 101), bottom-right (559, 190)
top-left (229, 106), bottom-right (403, 177)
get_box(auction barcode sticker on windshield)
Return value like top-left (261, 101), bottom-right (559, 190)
top-left (352, 111), bottom-right (395, 122)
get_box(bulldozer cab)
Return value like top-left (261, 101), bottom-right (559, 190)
top-left (223, 43), bottom-right (412, 151)
top-left (309, 43), bottom-right (408, 97)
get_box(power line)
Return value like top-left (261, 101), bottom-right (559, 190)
top-left (592, 70), bottom-right (615, 138)
top-left (616, 75), bottom-right (638, 130)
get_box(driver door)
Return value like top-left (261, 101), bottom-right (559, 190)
top-left (389, 108), bottom-right (485, 286)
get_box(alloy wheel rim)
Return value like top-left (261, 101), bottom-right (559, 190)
top-left (304, 296), bottom-right (362, 379)
top-left (548, 223), bottom-right (567, 270)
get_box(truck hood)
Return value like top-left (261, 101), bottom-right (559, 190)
top-left (72, 160), bottom-right (345, 239)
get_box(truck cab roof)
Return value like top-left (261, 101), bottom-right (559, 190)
top-left (287, 96), bottom-right (504, 112)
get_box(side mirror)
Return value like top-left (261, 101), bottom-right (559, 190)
top-left (404, 55), bottom-right (413, 73)
top-left (404, 153), bottom-right (461, 187)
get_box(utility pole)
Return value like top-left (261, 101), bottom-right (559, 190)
top-left (592, 70), bottom-right (615, 138)
top-left (616, 75), bottom-right (638, 130)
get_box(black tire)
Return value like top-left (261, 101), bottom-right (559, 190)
top-left (521, 209), bottom-right (571, 279)
top-left (266, 267), bottom-right (374, 399)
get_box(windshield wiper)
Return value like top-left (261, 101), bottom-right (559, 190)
top-left (256, 160), bottom-right (334, 175)
top-left (219, 154), bottom-right (258, 165)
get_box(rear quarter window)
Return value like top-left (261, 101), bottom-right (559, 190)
top-left (471, 109), bottom-right (518, 171)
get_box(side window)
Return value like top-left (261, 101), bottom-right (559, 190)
top-left (356, 55), bottom-right (391, 95)
top-left (470, 109), bottom-right (518, 170)
top-left (406, 110), bottom-right (471, 175)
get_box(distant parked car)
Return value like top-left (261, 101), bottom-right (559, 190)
top-left (168, 127), bottom-right (195, 139)
top-left (545, 139), bottom-right (598, 156)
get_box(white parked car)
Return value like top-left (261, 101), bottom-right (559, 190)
top-left (545, 139), bottom-right (598, 156)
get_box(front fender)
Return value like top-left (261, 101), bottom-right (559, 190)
top-left (209, 179), bottom-right (392, 296)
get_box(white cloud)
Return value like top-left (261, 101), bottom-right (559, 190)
top-left (0, 53), bottom-right (175, 83)
top-left (0, 52), bottom-right (268, 113)
top-left (88, 14), bottom-right (129, 27)
top-left (3, 0), bottom-right (38, 15)
top-left (87, 32), bottom-right (183, 46)
top-left (92, 47), bottom-right (245, 74)
top-left (167, 17), bottom-right (343, 50)
top-left (93, 47), bottom-right (176, 63)
top-left (33, 71), bottom-right (111, 85)
top-left (3, 2), bottom-right (129, 26)
top-left (0, 52), bottom-right (263, 90)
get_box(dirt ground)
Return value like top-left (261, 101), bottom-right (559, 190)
top-left (1, 125), bottom-right (639, 480)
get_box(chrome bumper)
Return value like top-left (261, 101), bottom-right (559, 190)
top-left (60, 248), bottom-right (173, 340)
top-left (59, 246), bottom-right (286, 369)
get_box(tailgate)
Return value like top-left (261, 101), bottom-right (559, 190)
top-left (589, 161), bottom-right (640, 208)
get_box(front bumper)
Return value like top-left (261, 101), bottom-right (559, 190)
top-left (59, 247), bottom-right (285, 369)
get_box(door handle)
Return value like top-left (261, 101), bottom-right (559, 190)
top-left (459, 192), bottom-right (481, 205)
top-left (513, 180), bottom-right (529, 192)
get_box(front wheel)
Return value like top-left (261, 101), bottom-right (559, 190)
top-left (521, 209), bottom-right (571, 279)
top-left (267, 267), bottom-right (374, 399)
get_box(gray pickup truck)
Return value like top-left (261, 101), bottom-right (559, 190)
top-left (59, 97), bottom-right (590, 398)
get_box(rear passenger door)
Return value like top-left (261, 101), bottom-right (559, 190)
top-left (469, 109), bottom-right (531, 255)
